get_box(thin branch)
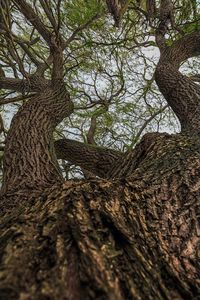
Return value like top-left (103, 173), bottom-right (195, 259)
top-left (13, 0), bottom-right (53, 46)
top-left (64, 13), bottom-right (99, 48)
top-left (56, 0), bottom-right (62, 34)
top-left (0, 93), bottom-right (35, 105)
top-left (132, 104), bottom-right (169, 146)
top-left (14, 38), bottom-right (41, 66)
top-left (39, 0), bottom-right (57, 31)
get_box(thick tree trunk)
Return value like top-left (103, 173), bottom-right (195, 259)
top-left (0, 132), bottom-right (200, 300)
top-left (0, 4), bottom-right (200, 299)
top-left (0, 82), bottom-right (73, 199)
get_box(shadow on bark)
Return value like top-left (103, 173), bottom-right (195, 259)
top-left (0, 133), bottom-right (199, 300)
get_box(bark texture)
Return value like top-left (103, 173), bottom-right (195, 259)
top-left (1, 83), bottom-right (73, 198)
top-left (0, 1), bottom-right (200, 300)
top-left (54, 139), bottom-right (122, 179)
top-left (155, 23), bottom-right (200, 134)
top-left (0, 133), bottom-right (200, 300)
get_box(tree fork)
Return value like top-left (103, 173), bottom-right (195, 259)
top-left (0, 2), bottom-right (199, 299)
top-left (0, 134), bottom-right (199, 300)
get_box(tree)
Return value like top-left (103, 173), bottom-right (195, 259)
top-left (0, 0), bottom-right (199, 299)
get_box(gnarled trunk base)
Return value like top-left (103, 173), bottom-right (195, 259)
top-left (0, 133), bottom-right (199, 300)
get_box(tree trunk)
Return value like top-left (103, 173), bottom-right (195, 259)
top-left (0, 6), bottom-right (200, 300)
top-left (0, 82), bottom-right (73, 199)
top-left (0, 130), bottom-right (199, 299)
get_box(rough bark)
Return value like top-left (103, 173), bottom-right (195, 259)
top-left (0, 82), bottom-right (73, 201)
top-left (155, 19), bottom-right (200, 134)
top-left (0, 1), bottom-right (200, 300)
top-left (0, 133), bottom-right (200, 300)
top-left (54, 139), bottom-right (122, 179)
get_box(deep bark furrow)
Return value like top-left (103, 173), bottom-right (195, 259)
top-left (1, 135), bottom-right (199, 299)
top-left (0, 4), bottom-right (200, 300)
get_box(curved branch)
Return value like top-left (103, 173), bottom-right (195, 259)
top-left (64, 13), bottom-right (99, 48)
top-left (155, 29), bottom-right (200, 133)
top-left (13, 0), bottom-right (65, 84)
top-left (54, 139), bottom-right (123, 179)
top-left (159, 30), bottom-right (200, 66)
top-left (155, 0), bottom-right (174, 51)
top-left (15, 38), bottom-right (41, 67)
top-left (1, 86), bottom-right (73, 196)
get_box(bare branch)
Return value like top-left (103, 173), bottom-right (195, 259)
top-left (39, 0), bottom-right (57, 31)
top-left (13, 0), bottom-right (52, 46)
top-left (87, 116), bottom-right (97, 145)
top-left (12, 0), bottom-right (64, 83)
top-left (15, 39), bottom-right (41, 67)
top-left (0, 76), bottom-right (49, 93)
top-left (65, 13), bottom-right (99, 48)
top-left (54, 138), bottom-right (123, 179)
top-left (132, 104), bottom-right (169, 145)
top-left (0, 93), bottom-right (35, 105)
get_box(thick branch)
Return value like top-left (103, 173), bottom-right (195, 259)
top-left (159, 30), bottom-right (200, 66)
top-left (54, 139), bottom-right (123, 179)
top-left (0, 76), bottom-right (50, 92)
top-left (87, 116), bottom-right (97, 145)
top-left (155, 0), bottom-right (174, 50)
top-left (155, 30), bottom-right (200, 133)
top-left (13, 0), bottom-right (64, 83)
top-left (1, 85), bottom-right (73, 196)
